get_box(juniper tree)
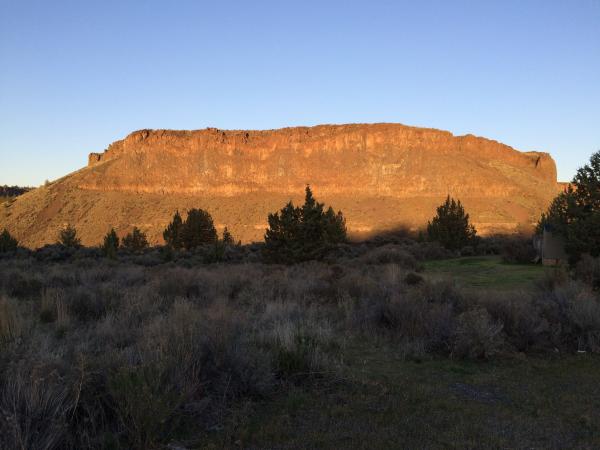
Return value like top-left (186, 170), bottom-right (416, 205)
top-left (122, 227), bottom-right (149, 252)
top-left (163, 209), bottom-right (218, 250)
top-left (102, 228), bottom-right (120, 258)
top-left (181, 208), bottom-right (218, 249)
top-left (325, 206), bottom-right (347, 244)
top-left (58, 224), bottom-right (81, 248)
top-left (538, 150), bottom-right (600, 261)
top-left (222, 227), bottom-right (235, 245)
top-left (264, 201), bottom-right (303, 263)
top-left (426, 196), bottom-right (477, 251)
top-left (163, 211), bottom-right (184, 249)
top-left (264, 185), bottom-right (347, 263)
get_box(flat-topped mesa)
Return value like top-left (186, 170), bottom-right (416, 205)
top-left (83, 123), bottom-right (557, 198)
top-left (2, 123), bottom-right (562, 247)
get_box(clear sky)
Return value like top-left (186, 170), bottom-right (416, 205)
top-left (1, 0), bottom-right (598, 186)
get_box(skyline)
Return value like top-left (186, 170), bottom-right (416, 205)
top-left (1, 0), bottom-right (599, 185)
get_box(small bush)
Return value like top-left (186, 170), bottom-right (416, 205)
top-left (361, 245), bottom-right (419, 270)
top-left (109, 364), bottom-right (183, 449)
top-left (405, 272), bottom-right (424, 286)
top-left (452, 308), bottom-right (504, 359)
top-left (501, 238), bottom-right (536, 264)
top-left (406, 241), bottom-right (454, 261)
top-left (460, 245), bottom-right (476, 257)
top-left (0, 296), bottom-right (22, 345)
top-left (68, 288), bottom-right (109, 322)
top-left (3, 271), bottom-right (43, 298)
top-left (567, 290), bottom-right (600, 352)
top-left (481, 293), bottom-right (548, 352)
top-left (0, 371), bottom-right (72, 450)
top-left (0, 228), bottom-right (18, 253)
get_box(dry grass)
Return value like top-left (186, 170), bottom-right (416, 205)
top-left (0, 248), bottom-right (599, 448)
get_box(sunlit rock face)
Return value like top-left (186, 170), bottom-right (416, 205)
top-left (2, 123), bottom-right (562, 247)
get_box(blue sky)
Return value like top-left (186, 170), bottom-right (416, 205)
top-left (1, 0), bottom-right (598, 185)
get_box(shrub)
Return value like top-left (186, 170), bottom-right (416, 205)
top-left (0, 296), bottom-right (22, 345)
top-left (406, 241), bottom-right (454, 261)
top-left (567, 290), bottom-right (600, 352)
top-left (266, 319), bottom-right (338, 380)
top-left (122, 227), bottom-right (149, 252)
top-left (0, 228), bottom-right (18, 253)
top-left (109, 364), bottom-right (183, 449)
top-left (427, 196), bottom-right (477, 251)
top-left (0, 370), bottom-right (72, 450)
top-left (405, 272), bottom-right (424, 286)
top-left (460, 245), bottom-right (476, 257)
top-left (264, 186), bottom-right (347, 263)
top-left (481, 293), bottom-right (548, 352)
top-left (452, 308), bottom-right (504, 359)
top-left (68, 288), bottom-right (108, 322)
top-left (58, 224), bottom-right (81, 248)
top-left (501, 238), bottom-right (536, 264)
top-left (575, 254), bottom-right (600, 290)
top-left (3, 271), bottom-right (44, 298)
top-left (360, 245), bottom-right (419, 269)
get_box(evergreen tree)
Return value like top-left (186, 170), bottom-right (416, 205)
top-left (325, 206), bottom-right (347, 244)
top-left (0, 228), bottom-right (18, 253)
top-left (163, 210), bottom-right (184, 249)
top-left (58, 224), bottom-right (81, 248)
top-left (264, 201), bottom-right (303, 263)
top-left (538, 150), bottom-right (600, 261)
top-left (222, 227), bottom-right (235, 245)
top-left (536, 190), bottom-right (570, 235)
top-left (181, 208), bottom-right (218, 249)
top-left (426, 196), bottom-right (477, 251)
top-left (163, 209), bottom-right (219, 250)
top-left (102, 228), bottom-right (120, 258)
top-left (264, 186), bottom-right (346, 263)
top-left (122, 227), bottom-right (149, 252)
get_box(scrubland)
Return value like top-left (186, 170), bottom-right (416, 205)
top-left (1, 238), bottom-right (599, 449)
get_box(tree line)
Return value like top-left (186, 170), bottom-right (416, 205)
top-left (0, 184), bottom-right (474, 262)
top-left (2, 149), bottom-right (598, 264)
top-left (0, 185), bottom-right (32, 201)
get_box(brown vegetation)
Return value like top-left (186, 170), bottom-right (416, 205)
top-left (0, 238), bottom-right (599, 448)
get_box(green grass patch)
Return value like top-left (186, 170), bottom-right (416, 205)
top-left (423, 255), bottom-right (548, 290)
top-left (203, 342), bottom-right (600, 449)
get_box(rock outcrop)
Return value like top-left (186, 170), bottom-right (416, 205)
top-left (1, 123), bottom-right (562, 247)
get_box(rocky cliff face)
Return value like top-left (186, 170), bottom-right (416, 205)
top-left (1, 123), bottom-right (561, 247)
top-left (84, 124), bottom-right (556, 196)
